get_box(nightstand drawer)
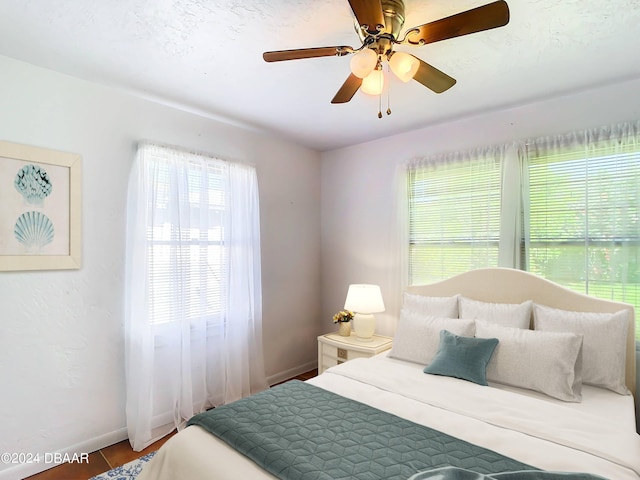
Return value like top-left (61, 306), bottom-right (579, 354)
top-left (317, 332), bottom-right (393, 374)
top-left (322, 345), bottom-right (366, 362)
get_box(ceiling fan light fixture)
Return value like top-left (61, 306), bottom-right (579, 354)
top-left (349, 48), bottom-right (378, 78)
top-left (361, 68), bottom-right (385, 96)
top-left (388, 51), bottom-right (419, 82)
top-left (263, 0), bottom-right (510, 107)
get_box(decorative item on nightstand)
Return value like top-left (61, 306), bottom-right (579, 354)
top-left (343, 284), bottom-right (385, 342)
top-left (332, 309), bottom-right (354, 336)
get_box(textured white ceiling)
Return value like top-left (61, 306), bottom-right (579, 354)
top-left (0, 0), bottom-right (639, 151)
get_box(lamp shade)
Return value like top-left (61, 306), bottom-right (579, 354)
top-left (344, 284), bottom-right (385, 314)
top-left (349, 48), bottom-right (378, 78)
top-left (389, 51), bottom-right (420, 82)
top-left (360, 69), bottom-right (385, 96)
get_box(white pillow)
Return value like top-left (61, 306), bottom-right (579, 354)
top-left (533, 304), bottom-right (630, 395)
top-left (475, 319), bottom-right (584, 402)
top-left (403, 293), bottom-right (459, 318)
top-left (389, 309), bottom-right (475, 365)
top-left (459, 297), bottom-right (532, 329)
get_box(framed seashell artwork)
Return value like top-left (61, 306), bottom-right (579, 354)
top-left (0, 140), bottom-right (81, 271)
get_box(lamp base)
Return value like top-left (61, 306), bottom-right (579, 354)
top-left (353, 313), bottom-right (375, 341)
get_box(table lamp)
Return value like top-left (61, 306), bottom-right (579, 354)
top-left (344, 284), bottom-right (385, 341)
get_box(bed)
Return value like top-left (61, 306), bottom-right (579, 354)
top-left (139, 268), bottom-right (640, 480)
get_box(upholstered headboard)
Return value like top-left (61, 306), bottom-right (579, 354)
top-left (405, 267), bottom-right (637, 395)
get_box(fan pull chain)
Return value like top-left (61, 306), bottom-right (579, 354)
top-left (377, 65), bottom-right (384, 118)
top-left (376, 65), bottom-right (391, 118)
top-left (386, 66), bottom-right (392, 116)
top-left (378, 95), bottom-right (382, 118)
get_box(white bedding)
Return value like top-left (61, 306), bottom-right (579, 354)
top-left (139, 354), bottom-right (640, 480)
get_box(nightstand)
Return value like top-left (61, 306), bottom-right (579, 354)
top-left (317, 332), bottom-right (393, 374)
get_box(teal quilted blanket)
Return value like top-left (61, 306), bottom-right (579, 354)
top-left (187, 380), bottom-right (545, 480)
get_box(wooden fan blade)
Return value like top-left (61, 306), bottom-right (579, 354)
top-left (348, 0), bottom-right (385, 34)
top-left (263, 46), bottom-right (351, 62)
top-left (331, 73), bottom-right (363, 104)
top-left (413, 57), bottom-right (457, 94)
top-left (405, 0), bottom-right (509, 46)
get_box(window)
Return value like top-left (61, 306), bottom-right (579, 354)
top-left (147, 156), bottom-right (228, 325)
top-left (406, 123), bottom-right (640, 338)
top-left (408, 152), bottom-right (502, 285)
top-left (528, 143), bottom-right (640, 335)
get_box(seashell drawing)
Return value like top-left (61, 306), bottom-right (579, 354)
top-left (14, 211), bottom-right (55, 250)
top-left (14, 163), bottom-right (53, 205)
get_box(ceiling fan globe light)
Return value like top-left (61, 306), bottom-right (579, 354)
top-left (361, 69), bottom-right (385, 95)
top-left (389, 51), bottom-right (419, 82)
top-left (350, 48), bottom-right (378, 78)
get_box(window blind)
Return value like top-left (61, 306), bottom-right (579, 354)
top-left (145, 151), bottom-right (229, 325)
top-left (408, 157), bottom-right (502, 285)
top-left (528, 145), bottom-right (640, 334)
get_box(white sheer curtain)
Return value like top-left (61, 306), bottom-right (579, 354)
top-left (497, 142), bottom-right (529, 270)
top-left (124, 143), bottom-right (267, 451)
top-left (384, 162), bottom-right (410, 330)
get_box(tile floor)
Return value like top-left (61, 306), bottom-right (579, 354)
top-left (25, 369), bottom-right (317, 480)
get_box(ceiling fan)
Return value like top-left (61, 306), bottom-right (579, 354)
top-left (263, 0), bottom-right (510, 106)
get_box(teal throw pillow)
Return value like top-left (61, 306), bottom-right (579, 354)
top-left (423, 330), bottom-right (499, 386)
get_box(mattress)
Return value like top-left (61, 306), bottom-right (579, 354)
top-left (139, 354), bottom-right (640, 480)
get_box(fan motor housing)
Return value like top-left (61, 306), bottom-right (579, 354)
top-left (381, 0), bottom-right (405, 38)
top-left (356, 0), bottom-right (406, 43)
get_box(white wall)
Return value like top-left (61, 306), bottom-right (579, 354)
top-left (0, 55), bottom-right (321, 479)
top-left (320, 77), bottom-right (640, 336)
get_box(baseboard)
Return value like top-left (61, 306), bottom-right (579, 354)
top-left (267, 360), bottom-right (317, 386)
top-left (0, 365), bottom-right (318, 480)
top-left (0, 427), bottom-right (128, 480)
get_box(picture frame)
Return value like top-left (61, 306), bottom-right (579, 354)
top-left (0, 140), bottom-right (81, 271)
